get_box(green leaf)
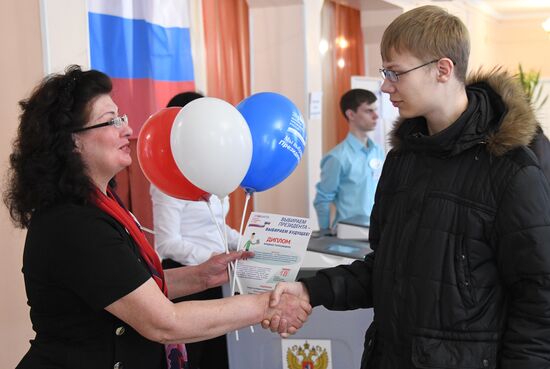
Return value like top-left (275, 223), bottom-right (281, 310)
top-left (517, 63), bottom-right (548, 112)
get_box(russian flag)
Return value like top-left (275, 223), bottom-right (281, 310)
top-left (88, 0), bottom-right (195, 136)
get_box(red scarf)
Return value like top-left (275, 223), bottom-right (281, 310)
top-left (93, 187), bottom-right (167, 293)
top-left (92, 187), bottom-right (188, 368)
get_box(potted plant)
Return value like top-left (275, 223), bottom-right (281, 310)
top-left (517, 63), bottom-right (548, 111)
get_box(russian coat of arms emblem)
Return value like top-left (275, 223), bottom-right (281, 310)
top-left (286, 341), bottom-right (329, 369)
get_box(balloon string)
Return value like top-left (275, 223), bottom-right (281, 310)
top-left (222, 199), bottom-right (229, 255)
top-left (205, 197), bottom-right (248, 300)
top-left (219, 199), bottom-right (233, 300)
top-left (225, 192), bottom-right (255, 337)
top-left (205, 198), bottom-right (232, 288)
top-left (231, 192), bottom-right (251, 296)
top-left (205, 198), bottom-right (227, 252)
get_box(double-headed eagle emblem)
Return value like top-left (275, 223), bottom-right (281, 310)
top-left (286, 341), bottom-right (329, 369)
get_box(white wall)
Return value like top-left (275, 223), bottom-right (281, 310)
top-left (189, 0), bottom-right (207, 93)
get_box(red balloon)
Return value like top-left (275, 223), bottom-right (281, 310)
top-left (137, 107), bottom-right (210, 201)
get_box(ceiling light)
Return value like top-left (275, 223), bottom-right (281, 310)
top-left (319, 39), bottom-right (329, 55)
top-left (336, 37), bottom-right (349, 49)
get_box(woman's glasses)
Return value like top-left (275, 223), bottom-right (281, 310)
top-left (72, 114), bottom-right (128, 133)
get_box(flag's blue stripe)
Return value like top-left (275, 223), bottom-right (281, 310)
top-left (89, 12), bottom-right (194, 81)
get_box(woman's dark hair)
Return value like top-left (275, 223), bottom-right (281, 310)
top-left (4, 65), bottom-right (112, 228)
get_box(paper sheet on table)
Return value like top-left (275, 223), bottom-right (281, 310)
top-left (235, 211), bottom-right (312, 294)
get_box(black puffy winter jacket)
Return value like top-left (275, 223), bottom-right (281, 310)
top-left (303, 70), bottom-right (550, 369)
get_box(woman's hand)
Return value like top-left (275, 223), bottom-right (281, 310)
top-left (198, 251), bottom-right (254, 290)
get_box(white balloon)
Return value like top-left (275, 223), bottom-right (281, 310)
top-left (170, 97), bottom-right (252, 198)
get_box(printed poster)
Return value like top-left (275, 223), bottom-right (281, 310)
top-left (236, 211), bottom-right (312, 294)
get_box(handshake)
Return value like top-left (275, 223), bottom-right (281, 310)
top-left (260, 282), bottom-right (312, 337)
top-left (201, 252), bottom-right (313, 337)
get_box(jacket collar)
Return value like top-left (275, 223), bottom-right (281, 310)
top-left (390, 68), bottom-right (538, 157)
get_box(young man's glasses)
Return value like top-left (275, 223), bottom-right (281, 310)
top-left (72, 114), bottom-right (128, 133)
top-left (379, 59), bottom-right (439, 82)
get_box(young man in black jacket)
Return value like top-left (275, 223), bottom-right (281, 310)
top-left (266, 5), bottom-right (550, 369)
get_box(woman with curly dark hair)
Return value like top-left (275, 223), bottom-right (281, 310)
top-left (5, 65), bottom-right (311, 369)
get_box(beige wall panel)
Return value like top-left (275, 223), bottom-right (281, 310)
top-left (249, 4), bottom-right (309, 217)
top-left (0, 1), bottom-right (44, 368)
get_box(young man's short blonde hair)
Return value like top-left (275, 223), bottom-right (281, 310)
top-left (381, 5), bottom-right (470, 83)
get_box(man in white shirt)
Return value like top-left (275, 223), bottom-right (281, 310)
top-left (151, 186), bottom-right (240, 266)
top-left (150, 91), bottom-right (240, 369)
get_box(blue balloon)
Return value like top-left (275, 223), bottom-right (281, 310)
top-left (237, 92), bottom-right (307, 192)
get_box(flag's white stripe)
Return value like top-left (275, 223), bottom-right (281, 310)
top-left (88, 0), bottom-right (189, 28)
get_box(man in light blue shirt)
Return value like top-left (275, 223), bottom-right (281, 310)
top-left (314, 89), bottom-right (385, 231)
